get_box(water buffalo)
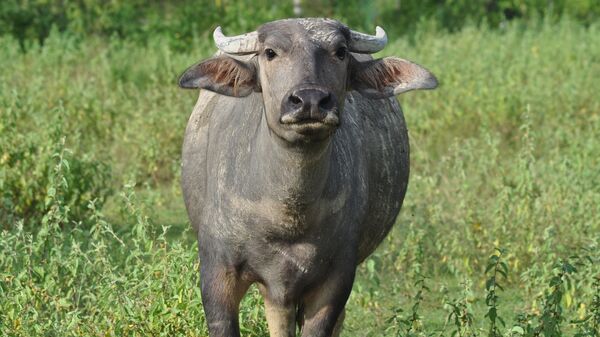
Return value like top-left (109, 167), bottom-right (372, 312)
top-left (178, 18), bottom-right (437, 337)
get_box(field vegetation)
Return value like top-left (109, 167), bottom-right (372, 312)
top-left (1, 2), bottom-right (599, 336)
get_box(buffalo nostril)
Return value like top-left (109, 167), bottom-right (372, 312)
top-left (319, 94), bottom-right (334, 110)
top-left (289, 95), bottom-right (302, 106)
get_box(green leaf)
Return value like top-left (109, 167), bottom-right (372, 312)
top-left (511, 326), bottom-right (525, 335)
top-left (563, 262), bottom-right (577, 273)
top-left (570, 315), bottom-right (591, 324)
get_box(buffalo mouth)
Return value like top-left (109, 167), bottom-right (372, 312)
top-left (281, 114), bottom-right (340, 135)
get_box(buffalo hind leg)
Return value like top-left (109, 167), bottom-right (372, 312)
top-left (200, 263), bottom-right (251, 337)
top-left (299, 268), bottom-right (355, 337)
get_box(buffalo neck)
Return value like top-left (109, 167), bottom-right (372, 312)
top-left (250, 114), bottom-right (333, 205)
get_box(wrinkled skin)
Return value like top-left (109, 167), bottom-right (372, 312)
top-left (179, 18), bottom-right (437, 337)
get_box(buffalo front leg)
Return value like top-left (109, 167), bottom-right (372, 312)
top-left (331, 309), bottom-right (345, 337)
top-left (299, 267), bottom-right (355, 337)
top-left (200, 262), bottom-right (251, 337)
top-left (259, 284), bottom-right (297, 337)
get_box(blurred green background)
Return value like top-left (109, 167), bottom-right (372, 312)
top-left (2, 0), bottom-right (600, 50)
top-left (1, 1), bottom-right (599, 336)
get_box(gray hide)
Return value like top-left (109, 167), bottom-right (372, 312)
top-left (179, 18), bottom-right (436, 337)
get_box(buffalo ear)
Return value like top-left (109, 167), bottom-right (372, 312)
top-left (178, 55), bottom-right (259, 97)
top-left (349, 57), bottom-right (437, 99)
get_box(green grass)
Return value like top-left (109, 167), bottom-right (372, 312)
top-left (1, 18), bottom-right (599, 336)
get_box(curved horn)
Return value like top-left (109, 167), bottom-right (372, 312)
top-left (213, 26), bottom-right (259, 55)
top-left (348, 26), bottom-right (388, 53)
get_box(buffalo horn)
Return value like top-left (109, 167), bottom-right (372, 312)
top-left (348, 26), bottom-right (388, 53)
top-left (213, 26), bottom-right (259, 55)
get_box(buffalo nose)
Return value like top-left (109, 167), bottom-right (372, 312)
top-left (281, 88), bottom-right (337, 123)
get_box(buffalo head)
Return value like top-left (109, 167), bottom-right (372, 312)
top-left (179, 18), bottom-right (437, 144)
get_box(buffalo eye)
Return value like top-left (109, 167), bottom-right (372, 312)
top-left (265, 48), bottom-right (277, 60)
top-left (335, 47), bottom-right (347, 60)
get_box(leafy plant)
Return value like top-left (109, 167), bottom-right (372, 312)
top-left (445, 279), bottom-right (478, 337)
top-left (485, 248), bottom-right (508, 337)
top-left (0, 108), bottom-right (111, 229)
top-left (533, 259), bottom-right (578, 337)
top-left (572, 271), bottom-right (600, 337)
top-left (386, 273), bottom-right (430, 337)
